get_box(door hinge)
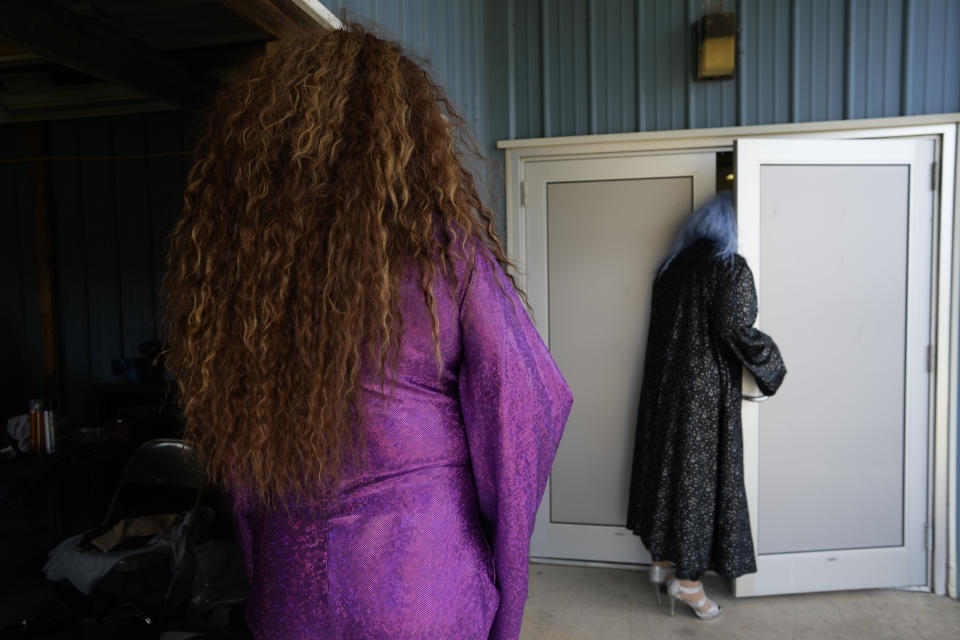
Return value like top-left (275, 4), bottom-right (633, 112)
top-left (520, 181), bottom-right (526, 207)
top-left (931, 161), bottom-right (938, 192)
top-left (927, 345), bottom-right (936, 373)
top-left (925, 523), bottom-right (933, 550)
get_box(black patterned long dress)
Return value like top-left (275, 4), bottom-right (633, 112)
top-left (626, 239), bottom-right (786, 580)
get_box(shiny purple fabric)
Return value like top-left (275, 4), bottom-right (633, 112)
top-left (230, 246), bottom-right (573, 639)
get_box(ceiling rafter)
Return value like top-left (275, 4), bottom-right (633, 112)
top-left (218, 0), bottom-right (342, 38)
top-left (0, 0), bottom-right (217, 111)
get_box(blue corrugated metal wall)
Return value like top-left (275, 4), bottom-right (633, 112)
top-left (330, 0), bottom-right (960, 135)
top-left (327, 0), bottom-right (960, 593)
top-left (489, 0), bottom-right (960, 138)
top-left (327, 0), bottom-right (960, 231)
top-left (324, 0), bottom-right (490, 157)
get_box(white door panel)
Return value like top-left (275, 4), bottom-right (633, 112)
top-left (547, 177), bottom-right (692, 526)
top-left (735, 138), bottom-right (933, 595)
top-left (525, 154), bottom-right (716, 563)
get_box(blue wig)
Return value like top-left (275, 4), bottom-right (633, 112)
top-left (659, 190), bottom-right (737, 274)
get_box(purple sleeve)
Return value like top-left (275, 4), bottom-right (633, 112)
top-left (229, 490), bottom-right (255, 581)
top-left (458, 250), bottom-right (573, 640)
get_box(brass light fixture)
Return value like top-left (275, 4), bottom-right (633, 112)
top-left (696, 3), bottom-right (737, 80)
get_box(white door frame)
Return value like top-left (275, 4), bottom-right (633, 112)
top-left (500, 114), bottom-right (958, 597)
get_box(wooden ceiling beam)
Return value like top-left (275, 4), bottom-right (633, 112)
top-left (288, 0), bottom-right (343, 29)
top-left (170, 42), bottom-right (267, 72)
top-left (0, 0), bottom-right (217, 111)
top-left (219, 0), bottom-right (342, 38)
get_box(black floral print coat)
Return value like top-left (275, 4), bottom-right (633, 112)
top-left (626, 239), bottom-right (786, 580)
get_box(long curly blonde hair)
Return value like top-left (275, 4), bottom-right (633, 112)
top-left (162, 25), bottom-right (514, 505)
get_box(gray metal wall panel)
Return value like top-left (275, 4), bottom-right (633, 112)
top-left (736, 0), bottom-right (793, 126)
top-left (0, 113), bottom-right (190, 423)
top-left (642, 0), bottom-right (689, 132)
top-left (0, 125), bottom-right (44, 419)
top-left (48, 120), bottom-right (92, 422)
top-left (912, 0), bottom-right (960, 115)
top-left (321, 0), bottom-right (958, 240)
top-left (479, 0), bottom-right (959, 139)
top-left (792, 0), bottom-right (847, 123)
top-left (327, 0), bottom-right (487, 145)
top-left (327, 0), bottom-right (497, 233)
top-left (947, 0), bottom-right (960, 115)
top-left (543, 0), bottom-right (590, 137)
top-left (590, 0), bottom-right (637, 135)
top-left (687, 0), bottom-right (735, 129)
top-left (847, 0), bottom-right (905, 119)
top-left (112, 115), bottom-right (157, 359)
top-left (514, 0), bottom-right (544, 139)
top-left (309, 1), bottom-right (959, 174)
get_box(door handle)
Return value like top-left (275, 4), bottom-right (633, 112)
top-left (742, 393), bottom-right (768, 402)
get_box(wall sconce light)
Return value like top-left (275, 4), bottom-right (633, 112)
top-left (696, 6), bottom-right (737, 80)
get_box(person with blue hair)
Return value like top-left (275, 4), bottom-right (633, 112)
top-left (626, 190), bottom-right (786, 620)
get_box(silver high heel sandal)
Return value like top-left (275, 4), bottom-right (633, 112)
top-left (667, 578), bottom-right (722, 620)
top-left (648, 564), bottom-right (672, 605)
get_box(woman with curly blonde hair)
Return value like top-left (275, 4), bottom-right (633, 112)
top-left (162, 24), bottom-right (572, 640)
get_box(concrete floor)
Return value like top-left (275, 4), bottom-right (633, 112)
top-left (520, 563), bottom-right (960, 640)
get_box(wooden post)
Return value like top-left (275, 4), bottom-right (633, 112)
top-left (28, 123), bottom-right (61, 400)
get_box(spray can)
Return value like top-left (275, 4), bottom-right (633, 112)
top-left (29, 399), bottom-right (43, 453)
top-left (28, 399), bottom-right (57, 453)
top-left (43, 406), bottom-right (57, 453)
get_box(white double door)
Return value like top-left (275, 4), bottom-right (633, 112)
top-left (522, 137), bottom-right (935, 595)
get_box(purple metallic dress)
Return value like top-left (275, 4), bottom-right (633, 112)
top-left (230, 246), bottom-right (573, 639)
